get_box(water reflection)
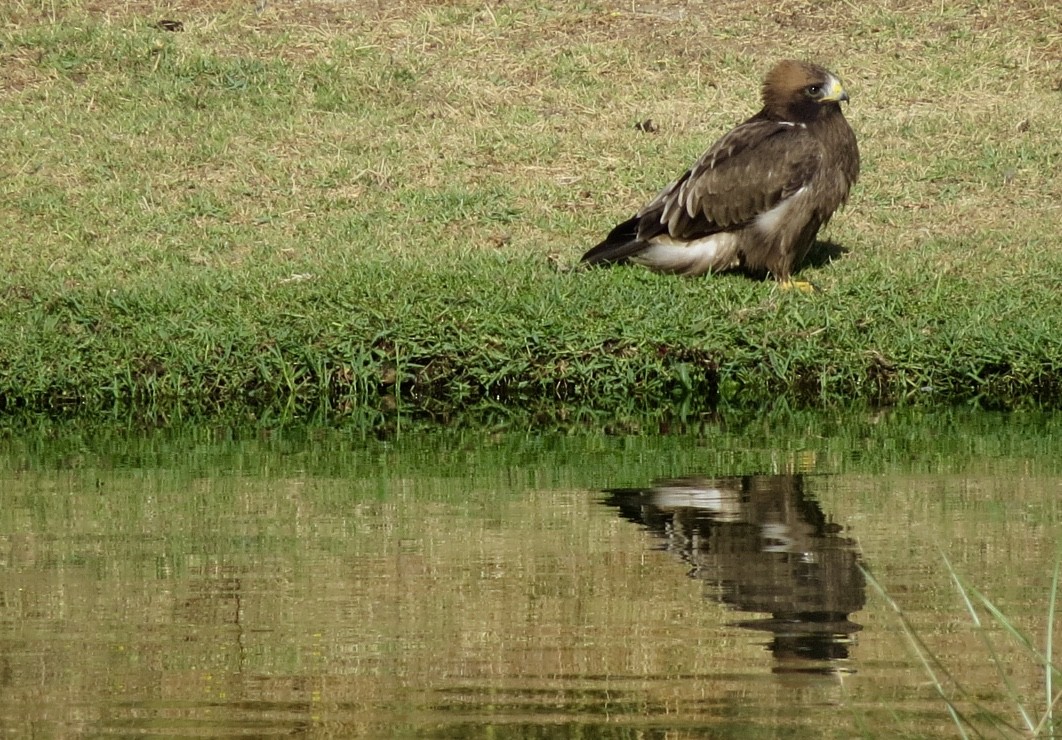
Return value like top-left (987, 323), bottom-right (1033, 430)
top-left (3, 413), bottom-right (1060, 737)
top-left (599, 475), bottom-right (865, 673)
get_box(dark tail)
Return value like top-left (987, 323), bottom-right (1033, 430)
top-left (580, 215), bottom-right (645, 266)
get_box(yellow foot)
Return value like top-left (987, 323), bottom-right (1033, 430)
top-left (778, 279), bottom-right (820, 293)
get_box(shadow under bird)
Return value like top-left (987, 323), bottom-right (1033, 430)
top-left (581, 60), bottom-right (860, 288)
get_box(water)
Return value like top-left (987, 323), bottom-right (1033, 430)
top-left (1, 409), bottom-right (1060, 738)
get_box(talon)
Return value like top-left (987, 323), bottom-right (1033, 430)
top-left (779, 279), bottom-right (820, 293)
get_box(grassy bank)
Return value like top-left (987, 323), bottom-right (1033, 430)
top-left (3, 251), bottom-right (1061, 418)
top-left (1, 1), bottom-right (1059, 418)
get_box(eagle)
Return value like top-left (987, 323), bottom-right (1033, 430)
top-left (580, 60), bottom-right (860, 287)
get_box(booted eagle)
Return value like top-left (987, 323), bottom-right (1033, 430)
top-left (581, 60), bottom-right (859, 286)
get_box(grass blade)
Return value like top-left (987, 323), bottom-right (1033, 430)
top-left (861, 565), bottom-right (1007, 738)
top-left (971, 585), bottom-right (1055, 672)
top-left (1032, 687), bottom-right (1062, 737)
top-left (1036, 553), bottom-right (1061, 737)
top-left (941, 551), bottom-right (1035, 733)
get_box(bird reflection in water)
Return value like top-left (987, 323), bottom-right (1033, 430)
top-left (600, 475), bottom-right (865, 674)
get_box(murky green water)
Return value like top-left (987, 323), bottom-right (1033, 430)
top-left (1, 409), bottom-right (1060, 738)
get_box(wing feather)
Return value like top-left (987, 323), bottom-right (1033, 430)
top-left (636, 120), bottom-right (824, 242)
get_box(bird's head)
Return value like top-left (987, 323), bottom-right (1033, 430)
top-left (761, 60), bottom-right (850, 122)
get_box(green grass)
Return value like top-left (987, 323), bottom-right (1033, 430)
top-left (3, 251), bottom-right (1060, 419)
top-left (1, 0), bottom-right (1060, 418)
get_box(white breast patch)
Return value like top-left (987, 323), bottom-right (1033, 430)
top-left (755, 186), bottom-right (808, 235)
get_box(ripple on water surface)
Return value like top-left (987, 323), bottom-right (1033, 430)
top-left (1, 410), bottom-right (1060, 737)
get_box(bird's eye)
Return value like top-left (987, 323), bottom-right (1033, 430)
top-left (805, 84), bottom-right (821, 96)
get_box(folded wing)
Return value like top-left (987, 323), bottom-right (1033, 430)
top-left (639, 120), bottom-right (823, 241)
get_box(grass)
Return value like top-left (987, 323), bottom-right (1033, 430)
top-left (1, 0), bottom-right (1060, 419)
top-left (865, 553), bottom-right (1062, 738)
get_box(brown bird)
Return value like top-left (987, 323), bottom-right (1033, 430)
top-left (581, 60), bottom-right (860, 288)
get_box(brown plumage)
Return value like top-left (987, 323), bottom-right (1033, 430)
top-left (581, 60), bottom-right (860, 284)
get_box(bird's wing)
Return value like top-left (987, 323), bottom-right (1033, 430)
top-left (637, 119), bottom-right (825, 241)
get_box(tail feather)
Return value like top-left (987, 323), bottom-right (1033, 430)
top-left (580, 216), bottom-right (645, 266)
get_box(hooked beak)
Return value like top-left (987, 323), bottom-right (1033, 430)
top-left (821, 75), bottom-right (850, 103)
